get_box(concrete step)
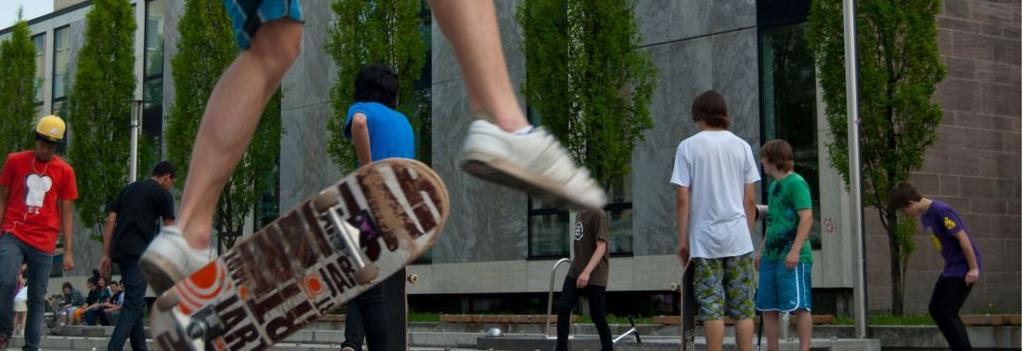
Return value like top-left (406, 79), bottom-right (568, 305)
top-left (43, 323), bottom-right (1022, 350)
top-left (476, 335), bottom-right (880, 351)
top-left (3, 336), bottom-right (480, 351)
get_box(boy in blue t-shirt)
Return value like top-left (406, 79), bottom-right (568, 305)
top-left (339, 63), bottom-right (414, 351)
top-left (890, 182), bottom-right (982, 350)
top-left (755, 139), bottom-right (814, 351)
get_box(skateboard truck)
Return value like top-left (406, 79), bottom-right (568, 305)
top-left (185, 306), bottom-right (224, 341)
top-left (314, 188), bottom-right (380, 285)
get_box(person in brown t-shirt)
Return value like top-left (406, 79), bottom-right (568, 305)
top-left (556, 209), bottom-right (612, 351)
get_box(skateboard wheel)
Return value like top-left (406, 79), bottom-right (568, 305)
top-left (354, 265), bottom-right (379, 285)
top-left (187, 321), bottom-right (207, 339)
top-left (313, 188), bottom-right (341, 211)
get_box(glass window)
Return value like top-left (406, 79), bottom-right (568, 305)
top-left (50, 254), bottom-right (64, 278)
top-left (605, 173), bottom-right (633, 256)
top-left (145, 0), bottom-right (164, 78)
top-left (53, 26), bottom-right (70, 99)
top-left (529, 202), bottom-right (570, 259)
top-left (524, 123), bottom-right (635, 258)
top-left (758, 22), bottom-right (822, 249)
top-left (527, 176), bottom-right (635, 258)
top-left (52, 100), bottom-right (68, 119)
top-left (32, 34), bottom-right (45, 104)
top-left (143, 78), bottom-right (163, 110)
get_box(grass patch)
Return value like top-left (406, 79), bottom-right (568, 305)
top-left (832, 314), bottom-right (934, 325)
top-left (408, 312), bottom-right (440, 323)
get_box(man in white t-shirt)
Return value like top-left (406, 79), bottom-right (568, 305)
top-left (671, 90), bottom-right (760, 351)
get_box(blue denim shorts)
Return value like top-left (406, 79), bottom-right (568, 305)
top-left (222, 0), bottom-right (304, 49)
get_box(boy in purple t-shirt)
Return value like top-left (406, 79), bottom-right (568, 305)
top-left (890, 182), bottom-right (982, 350)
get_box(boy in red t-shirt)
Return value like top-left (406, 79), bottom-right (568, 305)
top-left (0, 115), bottom-right (78, 348)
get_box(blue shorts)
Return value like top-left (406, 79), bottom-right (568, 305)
top-left (223, 0), bottom-right (304, 49)
top-left (755, 259), bottom-right (812, 313)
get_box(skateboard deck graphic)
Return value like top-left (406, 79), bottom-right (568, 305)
top-left (680, 264), bottom-right (695, 351)
top-left (149, 159), bottom-right (448, 351)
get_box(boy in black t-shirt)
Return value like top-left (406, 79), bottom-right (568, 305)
top-left (556, 209), bottom-right (612, 351)
top-left (100, 162), bottom-right (176, 351)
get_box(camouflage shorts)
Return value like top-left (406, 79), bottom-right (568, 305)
top-left (692, 253), bottom-right (756, 321)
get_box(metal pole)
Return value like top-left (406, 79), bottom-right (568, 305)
top-left (842, 0), bottom-right (868, 339)
top-left (545, 258), bottom-right (572, 339)
top-left (130, 100), bottom-right (140, 182)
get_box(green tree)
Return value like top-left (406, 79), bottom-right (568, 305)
top-left (516, 0), bottom-right (656, 190)
top-left (67, 0), bottom-right (137, 232)
top-left (0, 9), bottom-right (39, 156)
top-left (325, 0), bottom-right (427, 173)
top-left (166, 0), bottom-right (281, 249)
top-left (807, 0), bottom-right (946, 315)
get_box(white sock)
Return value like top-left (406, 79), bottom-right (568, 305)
top-left (191, 246), bottom-right (215, 260)
top-left (513, 125), bottom-right (534, 135)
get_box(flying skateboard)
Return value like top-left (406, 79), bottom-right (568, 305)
top-left (670, 263), bottom-right (696, 351)
top-left (149, 159), bottom-right (449, 351)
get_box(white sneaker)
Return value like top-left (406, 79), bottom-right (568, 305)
top-left (141, 226), bottom-right (215, 295)
top-left (459, 120), bottom-right (607, 210)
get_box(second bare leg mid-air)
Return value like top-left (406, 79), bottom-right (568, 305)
top-left (141, 0), bottom-right (605, 296)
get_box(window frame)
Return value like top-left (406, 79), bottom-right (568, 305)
top-left (51, 25), bottom-right (70, 101)
top-left (756, 0), bottom-right (823, 250)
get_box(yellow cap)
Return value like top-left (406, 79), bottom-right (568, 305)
top-left (35, 115), bottom-right (66, 143)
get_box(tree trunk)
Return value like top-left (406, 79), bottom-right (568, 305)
top-left (886, 211), bottom-right (905, 315)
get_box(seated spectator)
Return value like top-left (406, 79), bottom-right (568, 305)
top-left (100, 281), bottom-right (124, 325)
top-left (83, 272), bottom-right (112, 326)
top-left (56, 282), bottom-right (85, 326)
top-left (12, 265), bottom-right (27, 336)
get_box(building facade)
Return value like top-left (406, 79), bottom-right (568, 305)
top-left (0, 0), bottom-right (166, 294)
top-left (2, 0), bottom-right (1018, 315)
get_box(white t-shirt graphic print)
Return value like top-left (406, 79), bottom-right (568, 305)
top-left (25, 173), bottom-right (53, 213)
top-left (670, 130), bottom-right (760, 259)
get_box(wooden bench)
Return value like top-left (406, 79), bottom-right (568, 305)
top-left (653, 315), bottom-right (835, 326)
top-left (961, 314), bottom-right (1021, 326)
top-left (319, 314), bottom-right (346, 322)
top-left (652, 314), bottom-right (1019, 326)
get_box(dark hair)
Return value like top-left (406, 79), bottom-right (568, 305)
top-left (87, 276), bottom-right (97, 286)
top-left (152, 161), bottom-right (175, 178)
top-left (62, 282), bottom-right (73, 290)
top-left (354, 63), bottom-right (399, 108)
top-left (35, 133), bottom-right (61, 145)
top-left (691, 90), bottom-right (730, 129)
top-left (760, 139), bottom-right (794, 172)
top-left (889, 182), bottom-right (923, 210)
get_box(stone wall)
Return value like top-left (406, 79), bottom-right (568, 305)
top-left (865, 0), bottom-right (1021, 314)
top-left (631, 0), bottom-right (761, 257)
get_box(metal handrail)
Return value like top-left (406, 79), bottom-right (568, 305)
top-left (544, 258), bottom-right (572, 338)
top-left (612, 317), bottom-right (641, 344)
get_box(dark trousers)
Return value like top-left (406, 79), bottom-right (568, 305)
top-left (556, 276), bottom-right (612, 351)
top-left (108, 258), bottom-right (148, 351)
top-left (342, 268), bottom-right (406, 351)
top-left (84, 308), bottom-right (110, 326)
top-left (930, 276), bottom-right (973, 351)
top-left (0, 233), bottom-right (52, 351)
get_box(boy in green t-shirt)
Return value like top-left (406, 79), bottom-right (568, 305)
top-left (755, 139), bottom-right (813, 351)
